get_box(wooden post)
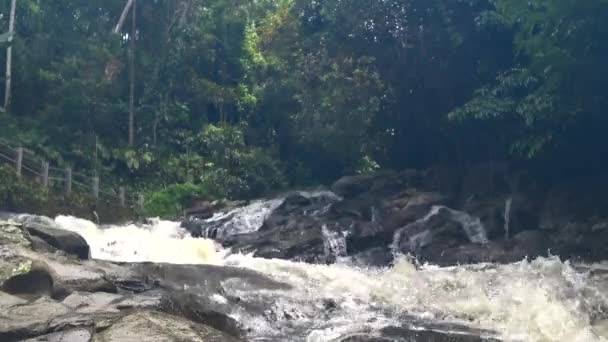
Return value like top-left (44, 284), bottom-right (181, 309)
top-left (41, 161), bottom-right (49, 187)
top-left (119, 187), bottom-right (126, 207)
top-left (65, 167), bottom-right (72, 195)
top-left (92, 176), bottom-right (99, 200)
top-left (15, 147), bottom-right (22, 177)
top-left (138, 194), bottom-right (144, 211)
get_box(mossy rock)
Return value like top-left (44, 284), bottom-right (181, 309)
top-left (0, 220), bottom-right (30, 247)
top-left (0, 246), bottom-right (53, 296)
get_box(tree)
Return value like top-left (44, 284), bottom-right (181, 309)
top-left (3, 0), bottom-right (16, 111)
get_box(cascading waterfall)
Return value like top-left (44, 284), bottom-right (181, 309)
top-left (52, 200), bottom-right (608, 342)
top-left (504, 197), bottom-right (513, 240)
top-left (447, 207), bottom-right (489, 244)
top-left (191, 190), bottom-right (340, 239)
top-left (392, 205), bottom-right (489, 256)
top-left (195, 198), bottom-right (284, 239)
top-left (321, 224), bottom-right (348, 259)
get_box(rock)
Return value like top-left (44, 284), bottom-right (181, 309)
top-left (510, 230), bottom-right (553, 260)
top-left (281, 193), bottom-right (313, 208)
top-left (24, 224), bottom-right (90, 259)
top-left (3, 267), bottom-right (54, 296)
top-left (0, 291), bottom-right (27, 307)
top-left (350, 247), bottom-right (393, 267)
top-left (14, 247), bottom-right (117, 294)
top-left (94, 311), bottom-right (240, 342)
top-left (424, 242), bottom-right (509, 266)
top-left (332, 174), bottom-right (376, 198)
top-left (185, 200), bottom-right (215, 220)
top-left (0, 220), bottom-right (30, 246)
top-left (21, 329), bottom-right (92, 342)
top-left (339, 325), bottom-right (500, 342)
top-left (160, 291), bottom-right (242, 339)
top-left (62, 292), bottom-right (124, 313)
top-left (0, 296), bottom-right (71, 340)
top-left (0, 246), bottom-right (54, 296)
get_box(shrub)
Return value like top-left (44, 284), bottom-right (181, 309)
top-left (0, 165), bottom-right (49, 212)
top-left (144, 183), bottom-right (208, 218)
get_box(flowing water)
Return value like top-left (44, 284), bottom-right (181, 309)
top-left (391, 205), bottom-right (489, 256)
top-left (504, 197), bottom-right (513, 240)
top-left (53, 202), bottom-right (608, 342)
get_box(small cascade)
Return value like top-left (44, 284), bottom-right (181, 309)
top-left (371, 206), bottom-right (380, 224)
top-left (504, 197), bottom-right (513, 240)
top-left (322, 225), bottom-right (348, 259)
top-left (188, 190), bottom-right (340, 239)
top-left (391, 206), bottom-right (442, 255)
top-left (392, 205), bottom-right (489, 256)
top-left (447, 207), bottom-right (489, 244)
top-left (194, 198), bottom-right (284, 239)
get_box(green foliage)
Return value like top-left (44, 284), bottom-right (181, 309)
top-left (0, 166), bottom-right (48, 211)
top-left (451, 0), bottom-right (608, 159)
top-left (196, 124), bottom-right (286, 199)
top-left (2, 0), bottom-right (608, 212)
top-left (144, 183), bottom-right (207, 219)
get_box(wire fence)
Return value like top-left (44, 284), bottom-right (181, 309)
top-left (0, 139), bottom-right (143, 209)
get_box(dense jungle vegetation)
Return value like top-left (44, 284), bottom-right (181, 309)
top-left (0, 0), bottom-right (607, 216)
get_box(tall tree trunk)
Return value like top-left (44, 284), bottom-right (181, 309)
top-left (113, 0), bottom-right (134, 34)
top-left (4, 0), bottom-right (16, 110)
top-left (128, 0), bottom-right (136, 146)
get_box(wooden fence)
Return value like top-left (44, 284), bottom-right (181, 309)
top-left (0, 139), bottom-right (144, 209)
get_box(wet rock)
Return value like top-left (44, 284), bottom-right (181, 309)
top-left (95, 311), bottom-right (240, 342)
top-left (425, 242), bottom-right (509, 266)
top-left (24, 224), bottom-right (90, 259)
top-left (510, 230), bottom-right (553, 260)
top-left (350, 247), bottom-right (394, 267)
top-left (332, 174), bottom-right (376, 198)
top-left (185, 199), bottom-right (215, 220)
top-left (160, 291), bottom-right (242, 339)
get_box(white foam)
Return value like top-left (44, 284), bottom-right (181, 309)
top-left (54, 216), bottom-right (225, 265)
top-left (53, 215), bottom-right (608, 342)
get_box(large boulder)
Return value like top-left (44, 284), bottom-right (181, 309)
top-left (332, 174), bottom-right (376, 198)
top-left (24, 224), bottom-right (90, 259)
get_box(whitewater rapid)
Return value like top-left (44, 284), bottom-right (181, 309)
top-left (54, 215), bottom-right (608, 342)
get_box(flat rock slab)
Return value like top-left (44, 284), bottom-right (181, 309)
top-left (0, 296), bottom-right (71, 340)
top-left (22, 329), bottom-right (93, 342)
top-left (95, 311), bottom-right (240, 342)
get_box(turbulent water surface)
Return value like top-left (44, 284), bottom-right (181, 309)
top-left (54, 202), bottom-right (608, 342)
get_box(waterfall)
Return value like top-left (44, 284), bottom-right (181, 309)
top-left (322, 224), bottom-right (348, 259)
top-left (392, 205), bottom-right (488, 255)
top-left (446, 207), bottom-right (489, 244)
top-left (191, 190), bottom-right (340, 239)
top-left (198, 198), bottom-right (284, 239)
top-left (504, 197), bottom-right (513, 239)
top-left (391, 206), bottom-right (442, 255)
top-left (371, 206), bottom-right (380, 224)
top-left (52, 212), bottom-right (608, 342)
